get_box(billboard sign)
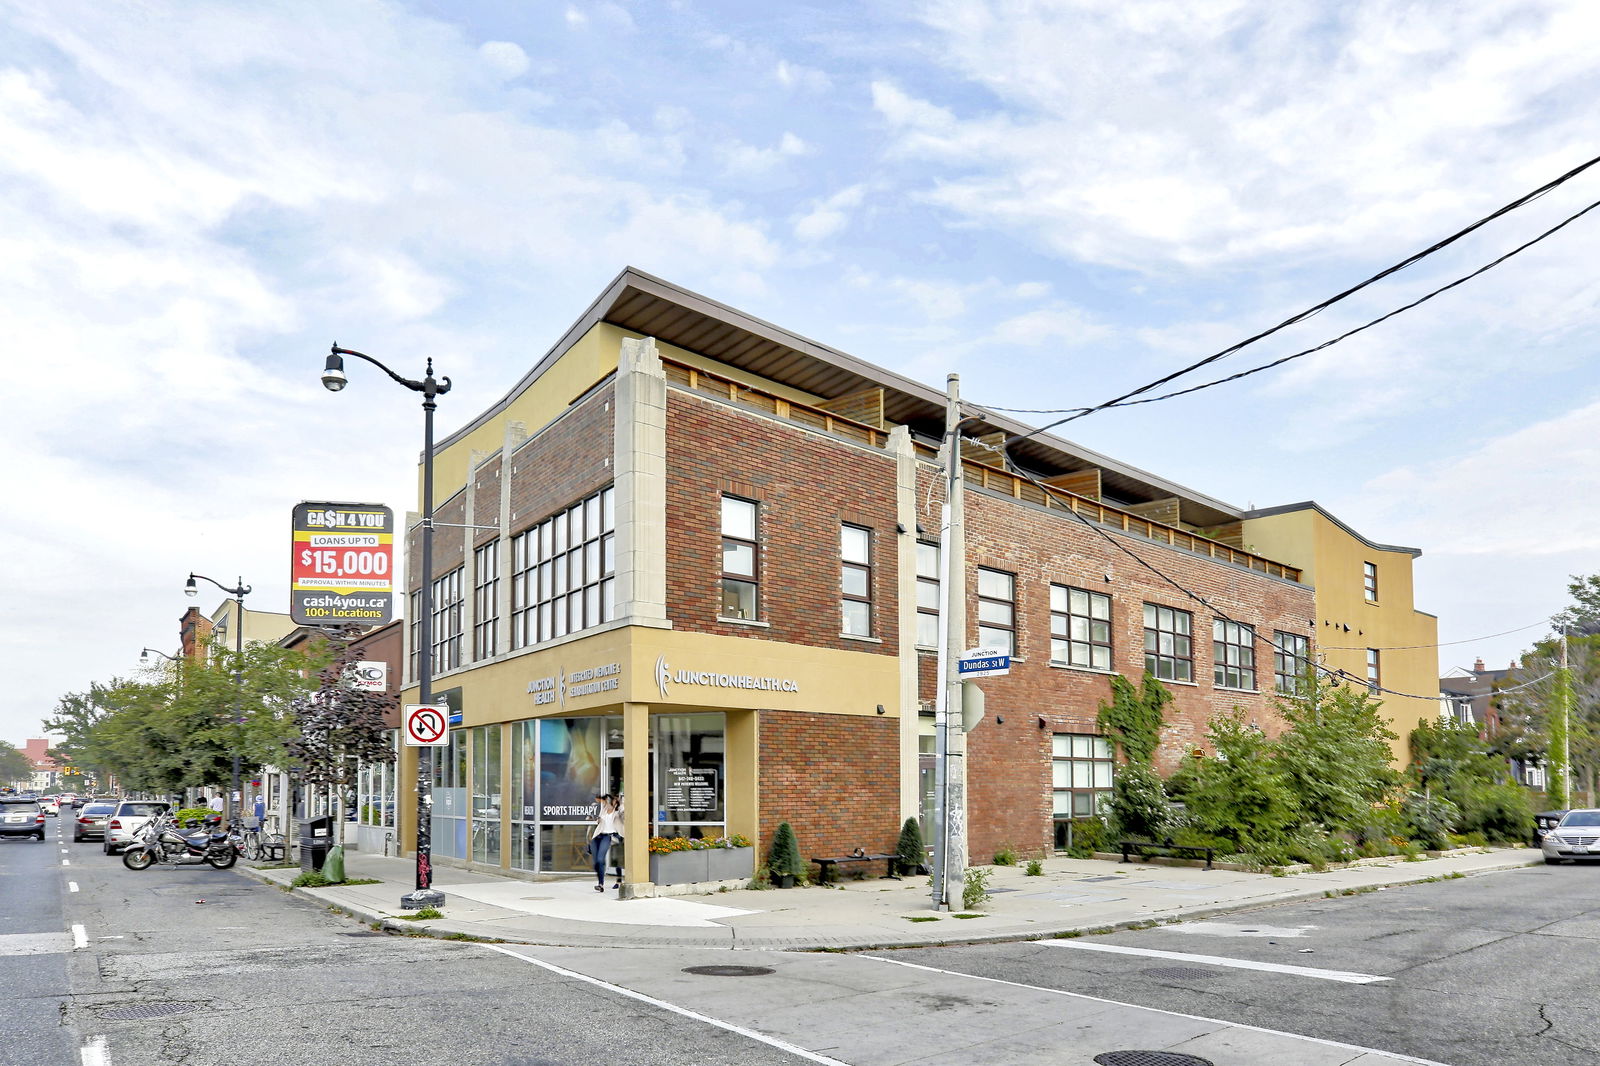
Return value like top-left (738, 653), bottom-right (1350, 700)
top-left (290, 502), bottom-right (395, 626)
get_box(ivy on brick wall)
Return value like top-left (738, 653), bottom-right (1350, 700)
top-left (1095, 673), bottom-right (1172, 767)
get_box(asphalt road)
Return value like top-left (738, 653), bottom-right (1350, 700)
top-left (891, 863), bottom-right (1600, 1065)
top-left (0, 812), bottom-right (76, 1066)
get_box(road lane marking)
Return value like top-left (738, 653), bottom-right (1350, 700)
top-left (81, 1035), bottom-right (110, 1066)
top-left (1041, 940), bottom-right (1388, 983)
top-left (860, 955), bottom-right (1448, 1066)
top-left (61, 848), bottom-right (69, 854)
top-left (72, 924), bottom-right (88, 949)
top-left (487, 945), bottom-right (851, 1065)
top-left (62, 859), bottom-right (71, 866)
top-left (69, 882), bottom-right (79, 892)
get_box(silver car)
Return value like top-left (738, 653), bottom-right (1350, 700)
top-left (1540, 808), bottom-right (1600, 864)
top-left (104, 800), bottom-right (170, 855)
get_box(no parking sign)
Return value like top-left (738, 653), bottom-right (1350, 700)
top-left (403, 704), bottom-right (451, 747)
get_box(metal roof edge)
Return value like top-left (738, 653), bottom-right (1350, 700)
top-left (1242, 500), bottom-right (1421, 557)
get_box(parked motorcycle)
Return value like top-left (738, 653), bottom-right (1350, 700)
top-left (121, 811), bottom-right (239, 871)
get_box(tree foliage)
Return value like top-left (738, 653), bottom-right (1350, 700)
top-left (1552, 573), bottom-right (1600, 637)
top-left (284, 628), bottom-right (398, 789)
top-left (1274, 675), bottom-right (1399, 830)
top-left (1496, 633), bottom-right (1600, 803)
top-left (0, 740), bottom-right (33, 786)
top-left (1170, 709), bottom-right (1300, 853)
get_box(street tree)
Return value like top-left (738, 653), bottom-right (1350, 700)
top-left (284, 628), bottom-right (398, 846)
top-left (1498, 633), bottom-right (1600, 805)
top-left (1552, 573), bottom-right (1600, 636)
top-left (0, 740), bottom-right (33, 787)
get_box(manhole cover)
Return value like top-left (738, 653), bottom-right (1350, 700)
top-left (98, 1003), bottom-right (204, 1020)
top-left (681, 965), bottom-right (774, 977)
top-left (1094, 1053), bottom-right (1214, 1066)
top-left (1142, 966), bottom-right (1221, 981)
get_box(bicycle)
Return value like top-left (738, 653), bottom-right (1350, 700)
top-left (239, 817), bottom-right (287, 862)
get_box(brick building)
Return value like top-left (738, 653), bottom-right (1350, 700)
top-left (384, 268), bottom-right (1425, 891)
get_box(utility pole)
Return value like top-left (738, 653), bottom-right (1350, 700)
top-left (931, 374), bottom-right (967, 910)
top-left (1552, 630), bottom-right (1571, 807)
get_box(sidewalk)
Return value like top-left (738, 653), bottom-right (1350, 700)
top-left (246, 845), bottom-right (1542, 951)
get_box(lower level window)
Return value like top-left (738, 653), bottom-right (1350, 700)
top-left (1052, 734), bottom-right (1113, 821)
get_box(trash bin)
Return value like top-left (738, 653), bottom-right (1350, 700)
top-left (299, 815), bottom-right (334, 872)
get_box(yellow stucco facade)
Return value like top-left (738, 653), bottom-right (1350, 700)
top-left (1241, 504), bottom-right (1439, 763)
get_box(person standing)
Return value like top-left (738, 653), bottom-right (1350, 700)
top-left (589, 794), bottom-right (623, 892)
top-left (207, 793), bottom-right (226, 815)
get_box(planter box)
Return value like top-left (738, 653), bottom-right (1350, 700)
top-left (648, 846), bottom-right (753, 886)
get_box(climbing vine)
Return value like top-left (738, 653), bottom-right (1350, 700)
top-left (1095, 673), bottom-right (1172, 766)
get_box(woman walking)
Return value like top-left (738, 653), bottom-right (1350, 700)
top-left (590, 793), bottom-right (624, 892)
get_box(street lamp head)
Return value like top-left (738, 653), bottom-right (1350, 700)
top-left (140, 649), bottom-right (150, 663)
top-left (321, 351), bottom-right (348, 392)
top-left (184, 574), bottom-right (198, 598)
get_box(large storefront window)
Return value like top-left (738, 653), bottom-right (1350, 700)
top-left (537, 717), bottom-right (605, 872)
top-left (356, 731), bottom-right (399, 830)
top-left (431, 730), bottom-right (468, 860)
top-left (470, 724), bottom-right (502, 866)
top-left (655, 713), bottom-right (725, 840)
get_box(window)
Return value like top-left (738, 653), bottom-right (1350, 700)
top-left (509, 486), bottom-right (616, 648)
top-left (916, 542), bottom-right (940, 648)
top-left (408, 590), bottom-right (420, 682)
top-left (976, 568), bottom-right (1015, 655)
top-left (1052, 734), bottom-right (1114, 821)
top-left (840, 524), bottom-right (872, 636)
top-left (720, 496), bottom-right (759, 620)
top-left (1213, 619), bottom-right (1256, 690)
top-left (1273, 631), bottom-right (1310, 696)
top-left (1366, 648), bottom-right (1381, 692)
top-left (431, 566), bottom-right (464, 673)
top-left (1363, 562), bottom-right (1378, 602)
top-left (1143, 604), bottom-right (1193, 682)
top-left (473, 540), bottom-right (499, 660)
top-left (1051, 585), bottom-right (1111, 671)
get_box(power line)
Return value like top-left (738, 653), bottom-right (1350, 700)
top-left (992, 151), bottom-right (1600, 440)
top-left (1320, 618), bottom-right (1555, 653)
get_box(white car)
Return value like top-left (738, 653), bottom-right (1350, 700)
top-left (42, 796), bottom-right (61, 817)
top-left (1540, 808), bottom-right (1600, 864)
top-left (103, 800), bottom-right (170, 855)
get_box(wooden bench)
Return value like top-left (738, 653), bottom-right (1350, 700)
top-left (1119, 839), bottom-right (1215, 870)
top-left (811, 853), bottom-right (900, 883)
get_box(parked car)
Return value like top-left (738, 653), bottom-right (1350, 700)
top-left (1533, 809), bottom-right (1568, 847)
top-left (0, 797), bottom-right (47, 841)
top-left (1540, 808), bottom-right (1600, 864)
top-left (104, 800), bottom-right (171, 855)
top-left (73, 801), bottom-right (117, 843)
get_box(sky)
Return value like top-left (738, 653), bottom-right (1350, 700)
top-left (5, 0), bottom-right (1600, 747)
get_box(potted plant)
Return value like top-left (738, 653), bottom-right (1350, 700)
top-left (895, 817), bottom-right (927, 876)
top-left (768, 821), bottom-right (804, 888)
top-left (647, 834), bottom-right (755, 885)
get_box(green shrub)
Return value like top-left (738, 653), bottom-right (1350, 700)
top-left (992, 845), bottom-right (1018, 866)
top-left (172, 807), bottom-right (213, 826)
top-left (1025, 858), bottom-right (1043, 876)
top-left (1103, 761), bottom-right (1171, 841)
top-left (1402, 790), bottom-right (1460, 850)
top-left (1273, 677), bottom-right (1398, 835)
top-left (1169, 710), bottom-right (1298, 853)
top-left (1062, 817), bottom-right (1109, 858)
top-left (962, 867), bottom-right (992, 910)
top-left (291, 871), bottom-right (331, 888)
top-left (1456, 782), bottom-right (1533, 843)
top-left (768, 822), bottom-right (805, 882)
top-left (895, 817), bottom-right (926, 873)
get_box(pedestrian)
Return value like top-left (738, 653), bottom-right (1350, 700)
top-left (207, 793), bottom-right (226, 815)
top-left (589, 793), bottom-right (624, 892)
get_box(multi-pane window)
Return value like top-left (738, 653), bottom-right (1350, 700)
top-left (472, 540), bottom-right (499, 660)
top-left (1273, 631), bottom-right (1310, 696)
top-left (408, 590), bottom-right (420, 681)
top-left (1143, 604), bottom-right (1193, 682)
top-left (509, 486), bottom-right (616, 648)
top-left (1052, 734), bottom-right (1114, 820)
top-left (1051, 586), bottom-right (1112, 671)
top-left (916, 542), bottom-right (940, 648)
top-left (1212, 619), bottom-right (1256, 690)
top-left (1363, 562), bottom-right (1378, 602)
top-left (1366, 648), bottom-right (1381, 692)
top-left (431, 566), bottom-right (464, 673)
top-left (720, 496), bottom-right (759, 620)
top-left (840, 524), bottom-right (872, 636)
top-left (977, 568), bottom-right (1015, 655)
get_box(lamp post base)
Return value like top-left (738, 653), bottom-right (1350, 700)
top-left (399, 888), bottom-right (446, 910)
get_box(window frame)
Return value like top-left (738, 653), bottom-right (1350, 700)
top-left (472, 539), bottom-right (499, 661)
top-left (1142, 603), bottom-right (1194, 682)
top-left (720, 495), bottom-right (760, 621)
top-left (1363, 561), bottom-right (1378, 603)
top-left (1212, 618), bottom-right (1257, 691)
top-left (1052, 733), bottom-right (1115, 824)
top-left (839, 523), bottom-right (873, 636)
top-left (915, 541), bottom-right (940, 649)
top-left (430, 566), bottom-right (465, 673)
top-left (976, 567), bottom-right (1016, 656)
top-left (1050, 584), bottom-right (1112, 671)
top-left (508, 486), bottom-right (616, 649)
top-left (1366, 647), bottom-right (1381, 693)
top-left (1272, 630), bottom-right (1311, 697)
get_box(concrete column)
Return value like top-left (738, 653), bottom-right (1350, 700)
top-left (462, 449), bottom-right (487, 652)
top-left (891, 425), bottom-right (921, 825)
top-left (496, 422), bottom-right (525, 656)
top-left (613, 337), bottom-right (668, 626)
top-left (620, 701), bottom-right (650, 896)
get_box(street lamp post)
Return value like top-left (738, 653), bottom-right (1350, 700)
top-left (321, 343), bottom-right (449, 911)
top-left (185, 573), bottom-right (251, 823)
top-left (140, 648), bottom-right (181, 663)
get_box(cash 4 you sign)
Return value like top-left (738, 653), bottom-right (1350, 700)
top-left (290, 502), bottom-right (395, 626)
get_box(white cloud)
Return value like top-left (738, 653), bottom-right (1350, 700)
top-left (775, 58), bottom-right (831, 93)
top-left (721, 131), bottom-right (810, 176)
top-left (794, 184), bottom-right (867, 243)
top-left (479, 41), bottom-right (530, 78)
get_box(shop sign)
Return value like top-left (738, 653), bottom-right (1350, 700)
top-left (290, 502), bottom-right (394, 626)
top-left (526, 662), bottom-right (622, 709)
top-left (664, 766), bottom-right (718, 812)
top-left (653, 656), bottom-right (799, 700)
top-left (347, 661), bottom-right (387, 691)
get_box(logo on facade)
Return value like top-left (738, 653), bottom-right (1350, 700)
top-left (656, 655), bottom-right (672, 698)
top-left (654, 655), bottom-right (798, 699)
top-left (529, 661), bottom-right (620, 706)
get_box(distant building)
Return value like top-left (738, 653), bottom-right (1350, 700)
top-left (1440, 658), bottom-right (1542, 787)
top-left (22, 737), bottom-right (59, 792)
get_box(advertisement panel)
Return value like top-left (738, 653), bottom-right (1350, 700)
top-left (290, 502), bottom-right (395, 626)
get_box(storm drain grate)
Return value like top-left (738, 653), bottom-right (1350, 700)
top-left (1142, 966), bottom-right (1222, 981)
top-left (340, 931), bottom-right (384, 937)
top-left (1093, 1053), bottom-right (1214, 1066)
top-left (681, 965), bottom-right (774, 977)
top-left (98, 1003), bottom-right (204, 1020)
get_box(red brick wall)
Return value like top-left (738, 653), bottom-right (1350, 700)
top-left (759, 710), bottom-right (900, 869)
top-left (664, 391), bottom-right (900, 655)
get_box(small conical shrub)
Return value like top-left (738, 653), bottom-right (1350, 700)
top-left (895, 817), bottom-right (925, 872)
top-left (768, 821), bottom-right (804, 881)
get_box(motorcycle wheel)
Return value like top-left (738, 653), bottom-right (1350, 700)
top-left (122, 848), bottom-right (154, 871)
top-left (207, 848), bottom-right (238, 870)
